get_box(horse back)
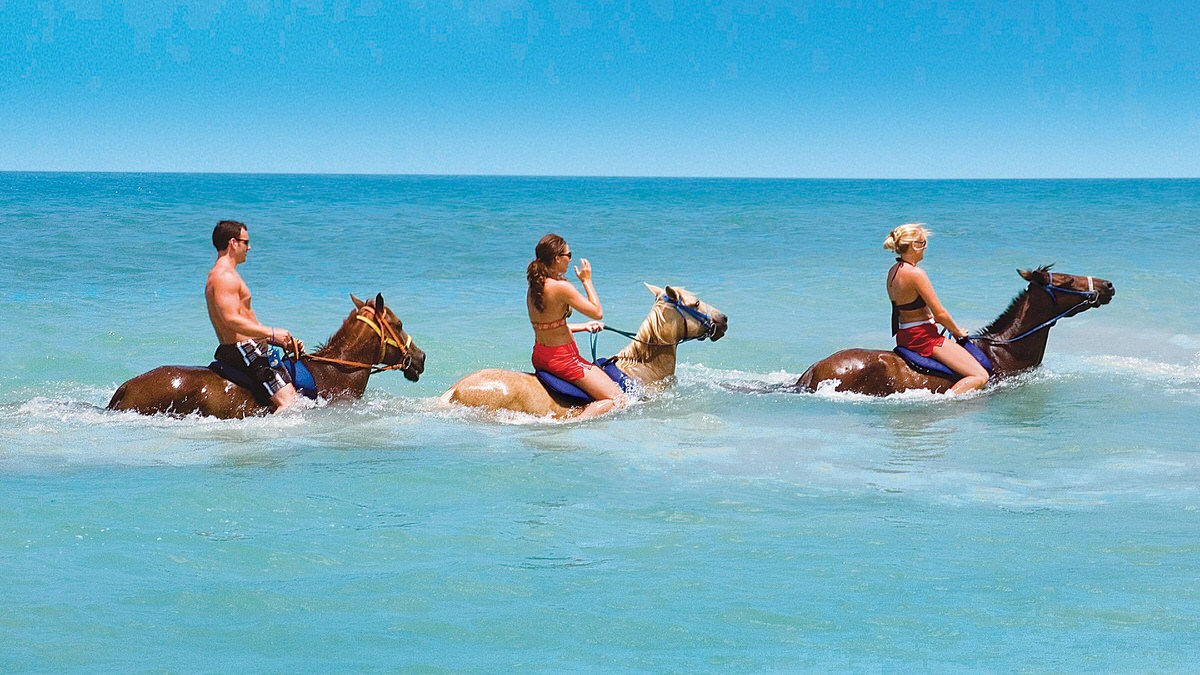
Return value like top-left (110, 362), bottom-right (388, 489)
top-left (797, 348), bottom-right (949, 396)
top-left (108, 365), bottom-right (265, 418)
top-left (445, 368), bottom-right (574, 418)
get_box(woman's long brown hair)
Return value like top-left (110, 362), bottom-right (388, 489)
top-left (527, 233), bottom-right (567, 312)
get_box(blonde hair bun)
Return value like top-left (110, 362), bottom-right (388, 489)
top-left (884, 223), bottom-right (929, 253)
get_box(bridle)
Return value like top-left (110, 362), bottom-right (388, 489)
top-left (975, 272), bottom-right (1101, 345)
top-left (595, 295), bottom-right (718, 359)
top-left (299, 305), bottom-right (416, 374)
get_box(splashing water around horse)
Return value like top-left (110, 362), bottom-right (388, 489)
top-left (443, 283), bottom-right (728, 419)
top-left (796, 267), bottom-right (1114, 396)
top-left (108, 294), bottom-right (426, 418)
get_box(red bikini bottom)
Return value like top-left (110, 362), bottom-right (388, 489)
top-left (896, 322), bottom-right (945, 357)
top-left (532, 341), bottom-right (593, 381)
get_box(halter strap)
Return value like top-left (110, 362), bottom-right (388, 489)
top-left (974, 273), bottom-right (1100, 345)
top-left (601, 295), bottom-right (717, 350)
top-left (303, 305), bottom-right (415, 374)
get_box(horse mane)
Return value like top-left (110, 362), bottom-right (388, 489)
top-left (310, 310), bottom-right (359, 356)
top-left (977, 264), bottom-right (1053, 338)
top-left (614, 303), bottom-right (671, 362)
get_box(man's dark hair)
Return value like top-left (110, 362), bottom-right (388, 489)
top-left (212, 220), bottom-right (247, 251)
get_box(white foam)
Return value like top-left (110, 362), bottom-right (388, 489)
top-left (1168, 334), bottom-right (1200, 350)
top-left (674, 361), bottom-right (1011, 404)
top-left (1075, 353), bottom-right (1200, 384)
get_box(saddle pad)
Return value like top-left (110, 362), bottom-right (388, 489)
top-left (282, 358), bottom-right (318, 398)
top-left (535, 357), bottom-right (633, 404)
top-left (894, 339), bottom-right (994, 380)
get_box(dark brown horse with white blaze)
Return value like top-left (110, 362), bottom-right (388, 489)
top-left (107, 294), bottom-right (426, 418)
top-left (796, 266), bottom-right (1115, 396)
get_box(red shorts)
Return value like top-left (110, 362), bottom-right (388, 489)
top-left (896, 321), bottom-right (945, 357)
top-left (532, 341), bottom-right (593, 382)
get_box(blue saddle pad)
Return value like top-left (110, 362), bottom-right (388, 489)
top-left (281, 358), bottom-right (318, 398)
top-left (207, 356), bottom-right (318, 403)
top-left (535, 357), bottom-right (634, 404)
top-left (894, 339), bottom-right (994, 380)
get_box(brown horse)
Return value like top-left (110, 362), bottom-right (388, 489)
top-left (108, 294), bottom-right (426, 418)
top-left (796, 266), bottom-right (1115, 396)
top-left (443, 283), bottom-right (728, 418)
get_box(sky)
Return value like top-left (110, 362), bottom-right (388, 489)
top-left (1, 1), bottom-right (1198, 178)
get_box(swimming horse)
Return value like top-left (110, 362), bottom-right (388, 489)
top-left (108, 294), bottom-right (426, 418)
top-left (443, 284), bottom-right (728, 418)
top-left (796, 266), bottom-right (1114, 396)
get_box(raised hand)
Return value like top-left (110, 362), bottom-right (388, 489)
top-left (574, 257), bottom-right (592, 283)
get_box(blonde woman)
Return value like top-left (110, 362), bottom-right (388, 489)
top-left (884, 223), bottom-right (988, 395)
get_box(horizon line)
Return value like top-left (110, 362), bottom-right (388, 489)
top-left (2, 170), bottom-right (1198, 181)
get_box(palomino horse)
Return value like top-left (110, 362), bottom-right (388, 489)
top-left (108, 294), bottom-right (426, 418)
top-left (443, 284), bottom-right (728, 418)
top-left (796, 266), bottom-right (1115, 396)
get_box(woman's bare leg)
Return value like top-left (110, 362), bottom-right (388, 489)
top-left (570, 366), bottom-right (625, 419)
top-left (930, 340), bottom-right (989, 395)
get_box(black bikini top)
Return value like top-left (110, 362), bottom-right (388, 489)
top-left (889, 260), bottom-right (928, 335)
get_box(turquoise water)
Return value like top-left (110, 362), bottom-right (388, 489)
top-left (2, 173), bottom-right (1199, 671)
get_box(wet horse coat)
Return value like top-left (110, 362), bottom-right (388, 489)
top-left (796, 267), bottom-right (1115, 396)
top-left (443, 284), bottom-right (728, 418)
top-left (107, 294), bottom-right (425, 418)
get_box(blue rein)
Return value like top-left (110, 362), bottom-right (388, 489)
top-left (974, 273), bottom-right (1100, 345)
top-left (592, 295), bottom-right (716, 361)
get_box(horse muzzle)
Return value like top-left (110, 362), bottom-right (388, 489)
top-left (708, 312), bottom-right (729, 341)
top-left (403, 348), bottom-right (427, 382)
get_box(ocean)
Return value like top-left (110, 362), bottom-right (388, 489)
top-left (2, 173), bottom-right (1198, 671)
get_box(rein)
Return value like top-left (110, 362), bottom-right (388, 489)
top-left (974, 273), bottom-right (1100, 345)
top-left (594, 295), bottom-right (716, 360)
top-left (299, 306), bottom-right (415, 374)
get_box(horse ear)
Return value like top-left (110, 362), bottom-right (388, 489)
top-left (1017, 268), bottom-right (1034, 281)
top-left (643, 282), bottom-right (665, 297)
top-left (664, 286), bottom-right (680, 300)
top-left (351, 294), bottom-right (366, 309)
top-left (374, 293), bottom-right (385, 311)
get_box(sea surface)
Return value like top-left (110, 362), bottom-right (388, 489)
top-left (1, 173), bottom-right (1198, 672)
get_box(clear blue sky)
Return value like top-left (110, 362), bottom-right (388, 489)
top-left (2, 1), bottom-right (1197, 177)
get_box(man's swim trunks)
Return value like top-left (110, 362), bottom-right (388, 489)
top-left (532, 341), bottom-right (593, 382)
top-left (895, 320), bottom-right (945, 357)
top-left (214, 339), bottom-right (293, 400)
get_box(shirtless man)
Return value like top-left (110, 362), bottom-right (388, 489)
top-left (206, 220), bottom-right (304, 412)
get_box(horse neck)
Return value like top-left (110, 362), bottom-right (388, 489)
top-left (304, 317), bottom-right (377, 396)
top-left (613, 306), bottom-right (678, 383)
top-left (980, 289), bottom-right (1054, 374)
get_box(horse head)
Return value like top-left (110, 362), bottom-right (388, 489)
top-left (642, 283), bottom-right (729, 343)
top-left (1018, 265), bottom-right (1115, 318)
top-left (350, 293), bottom-right (427, 381)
